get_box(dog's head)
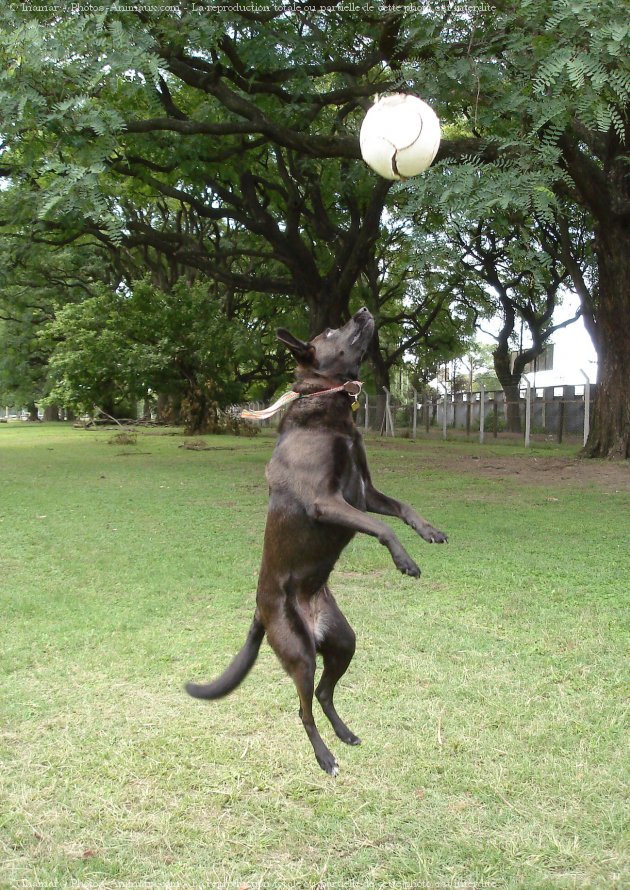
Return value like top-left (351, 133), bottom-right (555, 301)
top-left (277, 308), bottom-right (375, 382)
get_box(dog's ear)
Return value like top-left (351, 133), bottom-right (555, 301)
top-left (277, 329), bottom-right (315, 364)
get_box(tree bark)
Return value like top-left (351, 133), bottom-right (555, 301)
top-left (367, 331), bottom-right (391, 433)
top-left (368, 333), bottom-right (391, 392)
top-left (156, 393), bottom-right (183, 425)
top-left (492, 348), bottom-right (522, 433)
top-left (310, 287), bottom-right (348, 337)
top-left (43, 405), bottom-right (60, 422)
top-left (583, 220), bottom-right (630, 459)
top-left (560, 131), bottom-right (630, 459)
top-left (182, 385), bottom-right (219, 435)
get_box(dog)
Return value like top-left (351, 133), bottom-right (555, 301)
top-left (186, 307), bottom-right (447, 776)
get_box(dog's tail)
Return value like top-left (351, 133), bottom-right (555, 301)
top-left (185, 613), bottom-right (265, 700)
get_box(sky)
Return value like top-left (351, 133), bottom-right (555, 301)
top-left (550, 291), bottom-right (598, 383)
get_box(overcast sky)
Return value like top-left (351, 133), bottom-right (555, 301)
top-left (547, 291), bottom-right (598, 382)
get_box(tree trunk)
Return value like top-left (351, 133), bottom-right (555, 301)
top-left (584, 221), bottom-right (630, 459)
top-left (100, 394), bottom-right (118, 419)
top-left (503, 383), bottom-right (523, 434)
top-left (309, 289), bottom-right (348, 337)
top-left (27, 402), bottom-right (39, 422)
top-left (492, 349), bottom-right (522, 433)
top-left (182, 384), bottom-right (219, 435)
top-left (367, 332), bottom-right (390, 433)
top-left (43, 405), bottom-right (60, 422)
top-left (156, 393), bottom-right (182, 425)
top-left (368, 334), bottom-right (391, 392)
top-left (561, 132), bottom-right (630, 459)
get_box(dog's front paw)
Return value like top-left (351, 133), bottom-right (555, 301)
top-left (419, 525), bottom-right (448, 544)
top-left (395, 552), bottom-right (421, 577)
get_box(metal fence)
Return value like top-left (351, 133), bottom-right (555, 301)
top-left (4, 382), bottom-right (594, 447)
top-left (356, 383), bottom-right (596, 446)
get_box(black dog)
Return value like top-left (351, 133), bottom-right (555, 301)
top-left (186, 308), bottom-right (447, 775)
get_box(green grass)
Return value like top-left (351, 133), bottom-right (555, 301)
top-left (1, 424), bottom-right (628, 889)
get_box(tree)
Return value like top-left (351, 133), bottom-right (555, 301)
top-left (466, 342), bottom-right (501, 393)
top-left (41, 277), bottom-right (245, 431)
top-left (400, 0), bottom-right (629, 455)
top-left (403, 202), bottom-right (587, 430)
top-left (0, 225), bottom-right (115, 415)
top-left (361, 214), bottom-right (476, 392)
top-left (446, 214), bottom-right (582, 432)
top-left (0, 184), bottom-right (297, 426)
top-left (0, 6), bottom-right (403, 334)
top-left (0, 2), bottom-right (628, 453)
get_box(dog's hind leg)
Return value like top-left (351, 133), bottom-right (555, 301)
top-left (314, 589), bottom-right (361, 747)
top-left (265, 606), bottom-right (339, 777)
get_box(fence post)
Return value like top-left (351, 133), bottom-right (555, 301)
top-left (424, 395), bottom-right (430, 434)
top-left (557, 397), bottom-right (565, 444)
top-left (411, 387), bottom-right (418, 440)
top-left (437, 381), bottom-right (448, 440)
top-left (580, 369), bottom-right (590, 447)
top-left (383, 387), bottom-right (394, 437)
top-left (479, 385), bottom-right (485, 444)
top-left (524, 379), bottom-right (531, 448)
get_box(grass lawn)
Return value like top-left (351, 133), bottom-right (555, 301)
top-left (1, 424), bottom-right (628, 890)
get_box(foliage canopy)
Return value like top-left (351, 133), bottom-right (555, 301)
top-left (0, 1), bottom-right (628, 452)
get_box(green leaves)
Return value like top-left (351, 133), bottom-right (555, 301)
top-left (0, 0), bottom-right (627, 427)
top-left (530, 0), bottom-right (629, 143)
top-left (40, 277), bottom-right (246, 414)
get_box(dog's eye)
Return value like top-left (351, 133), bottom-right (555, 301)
top-left (325, 328), bottom-right (334, 338)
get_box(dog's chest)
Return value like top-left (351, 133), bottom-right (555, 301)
top-left (266, 429), bottom-right (367, 512)
top-left (337, 437), bottom-right (367, 509)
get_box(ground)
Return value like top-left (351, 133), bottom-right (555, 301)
top-left (0, 424), bottom-right (628, 890)
top-left (383, 439), bottom-right (630, 490)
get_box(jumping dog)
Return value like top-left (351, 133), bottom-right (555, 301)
top-left (186, 307), bottom-right (447, 775)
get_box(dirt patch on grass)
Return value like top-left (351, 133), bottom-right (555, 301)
top-left (423, 449), bottom-right (630, 491)
top-left (368, 437), bottom-right (629, 491)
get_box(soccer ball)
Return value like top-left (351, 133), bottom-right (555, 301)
top-left (359, 93), bottom-right (441, 181)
